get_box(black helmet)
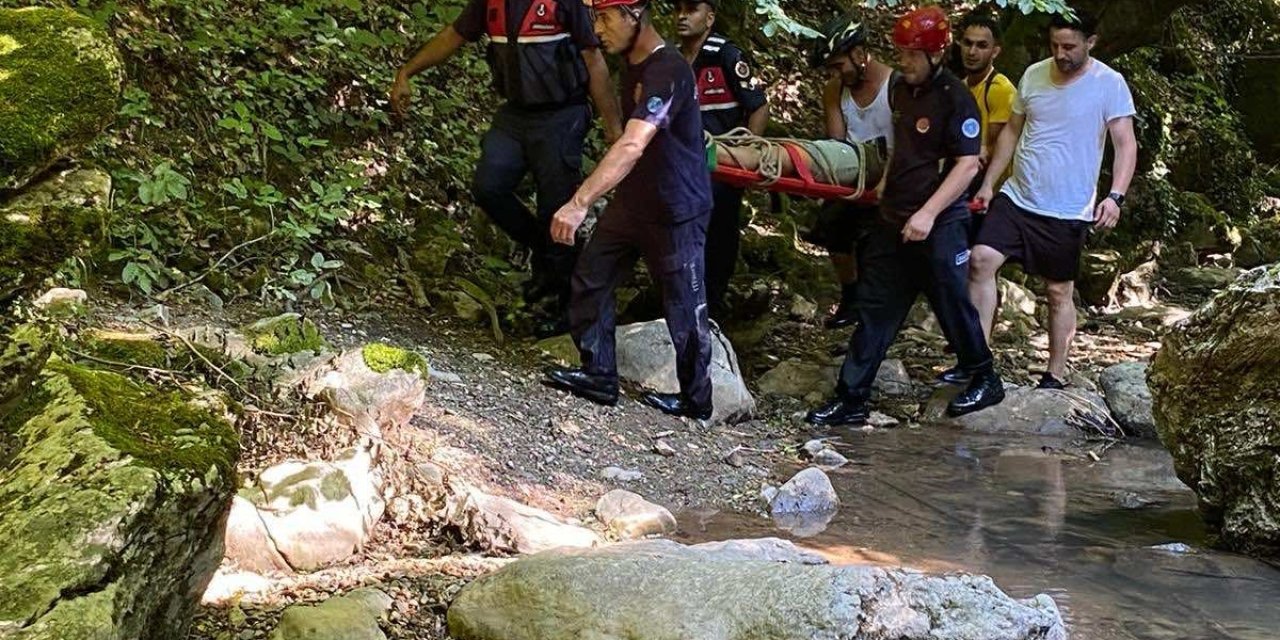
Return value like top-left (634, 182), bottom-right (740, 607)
top-left (808, 12), bottom-right (867, 69)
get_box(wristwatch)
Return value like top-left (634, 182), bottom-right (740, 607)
top-left (1106, 192), bottom-right (1126, 207)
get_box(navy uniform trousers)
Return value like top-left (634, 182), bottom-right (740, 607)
top-left (472, 103), bottom-right (591, 297)
top-left (838, 206), bottom-right (993, 398)
top-left (569, 202), bottom-right (714, 409)
top-left (704, 182), bottom-right (745, 311)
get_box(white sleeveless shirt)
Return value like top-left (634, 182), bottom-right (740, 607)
top-left (840, 74), bottom-right (894, 149)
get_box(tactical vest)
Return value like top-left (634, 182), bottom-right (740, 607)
top-left (485, 0), bottom-right (589, 108)
top-left (693, 35), bottom-right (738, 113)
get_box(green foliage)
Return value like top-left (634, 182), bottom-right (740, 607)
top-left (361, 342), bottom-right (429, 376)
top-left (242, 313), bottom-right (328, 356)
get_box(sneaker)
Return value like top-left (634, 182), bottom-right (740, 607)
top-left (1036, 372), bottom-right (1068, 390)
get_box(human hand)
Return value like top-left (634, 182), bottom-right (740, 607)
top-left (973, 184), bottom-right (994, 213)
top-left (901, 210), bottom-right (936, 243)
top-left (390, 74), bottom-right (413, 119)
top-left (1094, 196), bottom-right (1121, 229)
top-left (551, 202), bottom-right (588, 245)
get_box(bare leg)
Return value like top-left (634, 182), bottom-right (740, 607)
top-left (967, 245), bottom-right (1007, 342)
top-left (1044, 280), bottom-right (1076, 378)
top-left (714, 142), bottom-right (803, 177)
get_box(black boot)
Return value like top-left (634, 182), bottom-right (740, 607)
top-left (805, 396), bottom-right (870, 427)
top-left (640, 392), bottom-right (712, 420)
top-left (947, 369), bottom-right (1006, 417)
top-left (824, 284), bottom-right (858, 329)
top-left (543, 367), bottom-right (619, 406)
top-left (935, 365), bottom-right (971, 385)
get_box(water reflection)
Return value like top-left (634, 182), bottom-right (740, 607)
top-left (676, 429), bottom-right (1280, 640)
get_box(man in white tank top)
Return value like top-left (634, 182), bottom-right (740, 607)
top-left (804, 13), bottom-right (896, 329)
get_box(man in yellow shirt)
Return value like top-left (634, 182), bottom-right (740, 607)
top-left (958, 11), bottom-right (1015, 198)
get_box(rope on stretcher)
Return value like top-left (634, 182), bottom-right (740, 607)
top-left (707, 127), bottom-right (869, 200)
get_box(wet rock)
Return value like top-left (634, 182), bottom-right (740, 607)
top-left (934, 386), bottom-right (1114, 437)
top-left (0, 351), bottom-right (237, 639)
top-left (439, 480), bottom-right (600, 554)
top-left (1112, 491), bottom-right (1164, 510)
top-left (0, 8), bottom-right (122, 191)
top-left (615, 320), bottom-right (755, 424)
top-left (685, 537), bottom-right (826, 564)
top-left (1100, 362), bottom-right (1157, 439)
top-left (594, 490), bottom-right (677, 539)
top-left (1078, 250), bottom-right (1123, 307)
top-left (812, 449), bottom-right (849, 469)
top-left (269, 587), bottom-right (392, 640)
top-left (771, 468), bottom-right (838, 515)
top-left (601, 466), bottom-right (643, 482)
top-left (801, 439), bottom-right (828, 458)
top-left (1149, 542), bottom-right (1196, 555)
top-left (868, 411), bottom-right (901, 428)
top-left (446, 540), bottom-right (1067, 640)
top-left (873, 358), bottom-right (913, 396)
top-left (1149, 263), bottom-right (1280, 559)
top-left (1165, 266), bottom-right (1240, 294)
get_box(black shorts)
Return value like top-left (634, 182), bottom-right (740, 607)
top-left (804, 200), bottom-right (876, 254)
top-left (975, 194), bottom-right (1091, 282)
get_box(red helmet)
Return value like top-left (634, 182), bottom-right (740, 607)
top-left (584, 0), bottom-right (646, 9)
top-left (892, 6), bottom-right (951, 54)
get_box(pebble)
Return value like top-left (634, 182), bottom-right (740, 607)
top-left (813, 449), bottom-right (849, 469)
top-left (867, 411), bottom-right (900, 428)
top-left (654, 440), bottom-right (677, 457)
top-left (601, 466), bottom-right (643, 482)
top-left (471, 353), bottom-right (495, 362)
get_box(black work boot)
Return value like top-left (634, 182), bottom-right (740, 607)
top-left (824, 284), bottom-right (858, 329)
top-left (805, 396), bottom-right (870, 427)
top-left (946, 369), bottom-right (1006, 417)
top-left (640, 392), bottom-right (712, 420)
top-left (935, 365), bottom-right (971, 385)
top-left (543, 367), bottom-right (619, 406)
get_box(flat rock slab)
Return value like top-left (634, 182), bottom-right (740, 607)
top-left (447, 540), bottom-right (1066, 640)
top-left (932, 386), bottom-right (1114, 437)
top-left (270, 588), bottom-right (392, 640)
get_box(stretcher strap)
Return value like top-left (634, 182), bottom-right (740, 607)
top-left (707, 128), bottom-right (868, 200)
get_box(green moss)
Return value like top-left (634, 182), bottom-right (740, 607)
top-left (0, 7), bottom-right (122, 189)
top-left (0, 324), bottom-right (51, 414)
top-left (0, 207), bottom-right (99, 311)
top-left (47, 359), bottom-right (239, 479)
top-left (243, 313), bottom-right (328, 356)
top-left (79, 331), bottom-right (171, 370)
top-left (319, 468), bottom-right (353, 502)
top-left (361, 342), bottom-right (428, 376)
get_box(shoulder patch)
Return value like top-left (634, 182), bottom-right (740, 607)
top-left (961, 118), bottom-right (981, 139)
top-left (646, 95), bottom-right (664, 114)
top-left (734, 60), bottom-right (750, 79)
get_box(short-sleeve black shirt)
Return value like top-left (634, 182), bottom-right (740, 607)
top-left (881, 69), bottom-right (981, 225)
top-left (614, 46), bottom-right (712, 223)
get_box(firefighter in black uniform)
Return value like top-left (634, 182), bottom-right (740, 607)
top-left (806, 7), bottom-right (1005, 427)
top-left (543, 0), bottom-right (714, 420)
top-left (674, 0), bottom-right (769, 315)
top-left (391, 0), bottom-right (623, 336)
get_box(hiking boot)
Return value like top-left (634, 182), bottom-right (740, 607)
top-left (805, 397), bottom-right (870, 427)
top-left (947, 369), bottom-right (1006, 417)
top-left (935, 366), bottom-right (971, 385)
top-left (824, 285), bottom-right (858, 329)
top-left (641, 392), bottom-right (712, 420)
top-left (543, 367), bottom-right (619, 406)
top-left (1036, 372), bottom-right (1068, 390)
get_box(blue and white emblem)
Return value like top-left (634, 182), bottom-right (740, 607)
top-left (961, 118), bottom-right (981, 139)
top-left (955, 249), bottom-right (971, 266)
top-left (646, 96), bottom-right (664, 114)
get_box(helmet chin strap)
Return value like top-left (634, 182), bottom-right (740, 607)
top-left (620, 6), bottom-right (644, 56)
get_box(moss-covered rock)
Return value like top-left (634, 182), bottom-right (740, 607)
top-left (361, 342), bottom-right (429, 377)
top-left (0, 205), bottom-right (98, 310)
top-left (1236, 216), bottom-right (1280, 269)
top-left (1149, 263), bottom-right (1280, 560)
top-left (242, 313), bottom-right (328, 356)
top-left (0, 352), bottom-right (239, 638)
top-left (0, 8), bottom-right (122, 191)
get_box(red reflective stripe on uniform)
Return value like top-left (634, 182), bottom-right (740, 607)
top-left (519, 0), bottom-right (565, 38)
top-left (486, 0), bottom-right (507, 39)
top-left (696, 66), bottom-right (735, 107)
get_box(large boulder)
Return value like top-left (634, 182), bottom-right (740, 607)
top-left (614, 320), bottom-right (755, 424)
top-left (1100, 362), bottom-right (1157, 439)
top-left (269, 588), bottom-right (392, 640)
top-left (0, 8), bottom-right (122, 191)
top-left (1235, 216), bottom-right (1280, 270)
top-left (447, 539), bottom-right (1067, 640)
top-left (1149, 263), bottom-right (1280, 559)
top-left (933, 386), bottom-right (1114, 438)
top-left (0, 337), bottom-right (239, 639)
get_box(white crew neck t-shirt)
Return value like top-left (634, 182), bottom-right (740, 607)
top-left (841, 73), bottom-right (894, 148)
top-left (1001, 58), bottom-right (1136, 221)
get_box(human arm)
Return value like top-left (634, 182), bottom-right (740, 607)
top-left (822, 77), bottom-right (845, 140)
top-left (976, 111), bottom-right (1023, 204)
top-left (902, 156), bottom-right (981, 242)
top-left (583, 48), bottom-right (624, 143)
top-left (1094, 115), bottom-right (1137, 229)
top-left (391, 27), bottom-right (469, 117)
top-left (746, 104), bottom-right (770, 136)
top-left (550, 119), bottom-right (659, 244)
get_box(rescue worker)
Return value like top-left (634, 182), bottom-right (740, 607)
top-left (543, 0), bottom-right (714, 419)
top-left (390, 0), bottom-right (623, 336)
top-left (805, 13), bottom-right (896, 329)
top-left (807, 7), bottom-right (1005, 427)
top-left (969, 10), bottom-right (1137, 389)
top-left (675, 0), bottom-right (769, 315)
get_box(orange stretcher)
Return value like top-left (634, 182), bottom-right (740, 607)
top-left (710, 142), bottom-right (878, 204)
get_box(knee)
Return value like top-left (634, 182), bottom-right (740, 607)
top-left (968, 246), bottom-right (1003, 279)
top-left (1045, 281), bottom-right (1075, 307)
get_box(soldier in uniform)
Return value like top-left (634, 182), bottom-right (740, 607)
top-left (675, 0), bottom-right (769, 314)
top-left (391, 0), bottom-right (623, 336)
top-left (543, 0), bottom-right (715, 420)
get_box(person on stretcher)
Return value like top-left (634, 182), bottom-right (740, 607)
top-left (706, 128), bottom-right (887, 194)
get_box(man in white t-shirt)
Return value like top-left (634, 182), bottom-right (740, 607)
top-left (969, 10), bottom-right (1138, 389)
